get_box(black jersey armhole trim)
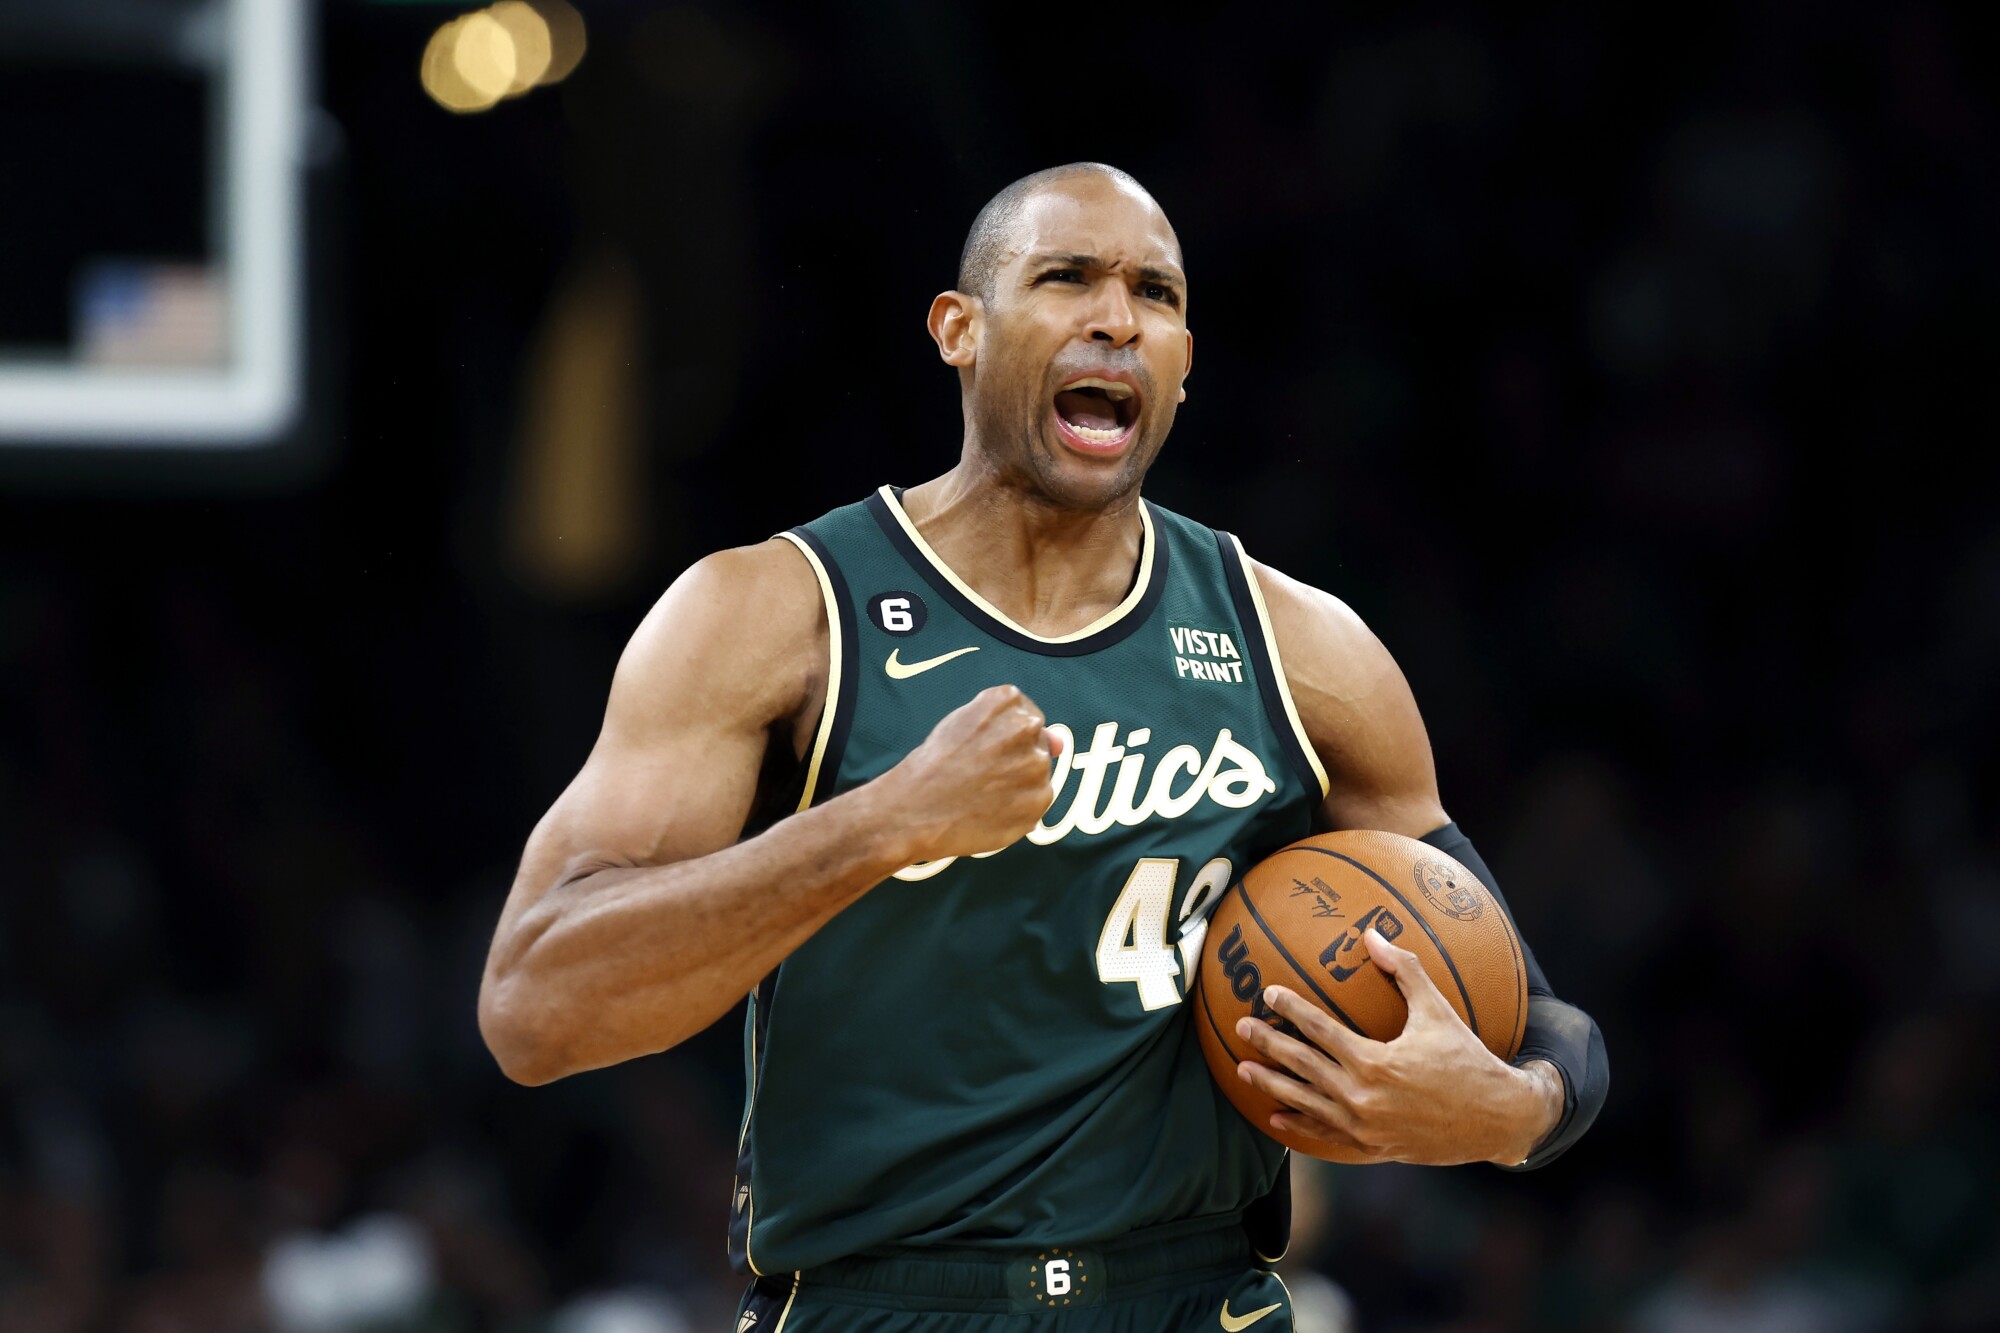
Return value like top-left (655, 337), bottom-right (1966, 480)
top-left (864, 489), bottom-right (1169, 657)
top-left (1214, 529), bottom-right (1324, 802)
top-left (786, 524), bottom-right (858, 809)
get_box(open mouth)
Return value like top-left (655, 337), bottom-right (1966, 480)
top-left (1052, 377), bottom-right (1141, 449)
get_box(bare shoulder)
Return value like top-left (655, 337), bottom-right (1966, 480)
top-left (1246, 558), bottom-right (1448, 835)
top-left (1246, 558), bottom-right (1396, 703)
top-left (606, 538), bottom-right (828, 742)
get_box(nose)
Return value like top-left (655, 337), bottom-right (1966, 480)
top-left (1084, 281), bottom-right (1140, 347)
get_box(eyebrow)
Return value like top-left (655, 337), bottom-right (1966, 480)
top-left (1028, 253), bottom-right (1186, 288)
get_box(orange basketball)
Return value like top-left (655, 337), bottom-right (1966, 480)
top-left (1194, 829), bottom-right (1529, 1163)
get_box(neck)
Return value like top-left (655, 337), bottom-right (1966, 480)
top-left (897, 454), bottom-right (1147, 640)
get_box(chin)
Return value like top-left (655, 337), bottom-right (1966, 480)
top-left (1027, 432), bottom-right (1157, 512)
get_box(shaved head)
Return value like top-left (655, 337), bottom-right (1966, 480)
top-left (957, 163), bottom-right (1176, 299)
top-left (926, 163), bottom-right (1191, 512)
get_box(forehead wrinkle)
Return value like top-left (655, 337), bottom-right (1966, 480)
top-left (1022, 253), bottom-right (1187, 291)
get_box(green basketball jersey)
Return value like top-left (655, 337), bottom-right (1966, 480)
top-left (729, 485), bottom-right (1328, 1278)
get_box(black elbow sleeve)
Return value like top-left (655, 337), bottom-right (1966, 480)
top-left (1419, 821), bottom-right (1609, 1170)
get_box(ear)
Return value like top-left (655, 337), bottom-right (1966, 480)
top-left (928, 290), bottom-right (980, 368)
top-left (1178, 329), bottom-right (1193, 402)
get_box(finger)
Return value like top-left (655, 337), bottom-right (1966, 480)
top-left (1043, 727), bottom-right (1066, 759)
top-left (1236, 1059), bottom-right (1357, 1132)
top-left (1269, 1111), bottom-right (1378, 1154)
top-left (1235, 1014), bottom-right (1351, 1095)
top-left (1365, 928), bottom-right (1454, 1024)
top-left (1261, 985), bottom-right (1382, 1068)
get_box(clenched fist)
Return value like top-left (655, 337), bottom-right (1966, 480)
top-left (877, 685), bottom-right (1065, 862)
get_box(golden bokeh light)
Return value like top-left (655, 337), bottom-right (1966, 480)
top-left (452, 11), bottom-right (518, 103)
top-left (421, 2), bottom-right (588, 115)
top-left (488, 2), bottom-right (552, 94)
top-left (421, 17), bottom-right (500, 114)
top-left (530, 0), bottom-right (588, 86)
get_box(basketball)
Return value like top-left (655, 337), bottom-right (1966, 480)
top-left (1194, 830), bottom-right (1530, 1162)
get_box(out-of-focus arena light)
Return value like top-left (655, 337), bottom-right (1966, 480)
top-left (421, 17), bottom-right (497, 113)
top-left (421, 1), bottom-right (586, 115)
top-left (488, 2), bottom-right (552, 92)
top-left (533, 0), bottom-right (588, 85)
top-left (451, 12), bottom-right (518, 104)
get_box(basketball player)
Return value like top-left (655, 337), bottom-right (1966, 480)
top-left (479, 164), bottom-right (1608, 1332)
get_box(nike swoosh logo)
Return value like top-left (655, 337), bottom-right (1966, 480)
top-left (884, 646), bottom-right (980, 679)
top-left (1220, 1300), bottom-right (1283, 1331)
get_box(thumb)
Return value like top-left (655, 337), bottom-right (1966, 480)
top-left (1366, 928), bottom-right (1453, 1023)
top-left (1044, 727), bottom-right (1066, 759)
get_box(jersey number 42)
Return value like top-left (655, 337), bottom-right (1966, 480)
top-left (1094, 857), bottom-right (1233, 1011)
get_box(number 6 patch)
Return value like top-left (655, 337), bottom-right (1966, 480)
top-left (867, 590), bottom-right (928, 636)
top-left (1028, 1249), bottom-right (1089, 1307)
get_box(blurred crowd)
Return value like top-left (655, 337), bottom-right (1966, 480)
top-left (2, 2), bottom-right (1996, 1330)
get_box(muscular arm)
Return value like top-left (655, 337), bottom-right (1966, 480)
top-left (1246, 560), bottom-right (1606, 1167)
top-left (479, 541), bottom-right (1062, 1086)
top-left (479, 541), bottom-right (895, 1084)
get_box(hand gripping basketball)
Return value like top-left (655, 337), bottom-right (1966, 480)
top-left (1234, 928), bottom-right (1558, 1167)
top-left (881, 685), bottom-right (1066, 862)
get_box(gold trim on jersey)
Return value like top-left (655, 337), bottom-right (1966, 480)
top-left (876, 485), bottom-right (1158, 644)
top-left (737, 992), bottom-right (759, 1156)
top-left (1252, 1154), bottom-right (1291, 1265)
top-left (737, 987), bottom-right (765, 1276)
top-left (774, 531), bottom-right (844, 812)
top-left (755, 531), bottom-right (846, 1278)
top-left (773, 1272), bottom-right (801, 1331)
top-left (1226, 534), bottom-right (1330, 800)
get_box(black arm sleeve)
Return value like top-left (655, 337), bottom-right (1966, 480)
top-left (1419, 822), bottom-right (1608, 1171)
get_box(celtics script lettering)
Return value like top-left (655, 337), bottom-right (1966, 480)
top-left (892, 722), bottom-right (1278, 882)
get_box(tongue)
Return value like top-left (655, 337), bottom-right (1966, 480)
top-left (1054, 389), bottom-right (1121, 432)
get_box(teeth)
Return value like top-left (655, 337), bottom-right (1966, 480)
top-left (1066, 421), bottom-right (1129, 444)
top-left (1066, 377), bottom-right (1135, 401)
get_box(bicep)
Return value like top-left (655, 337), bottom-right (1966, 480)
top-left (527, 707), bottom-right (768, 894)
top-left (500, 544), bottom-right (824, 926)
top-left (1251, 560), bottom-right (1449, 837)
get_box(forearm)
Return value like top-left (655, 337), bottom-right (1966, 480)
top-left (1489, 1057), bottom-right (1567, 1166)
top-left (1419, 822), bottom-right (1610, 1170)
top-left (481, 781), bottom-right (917, 1084)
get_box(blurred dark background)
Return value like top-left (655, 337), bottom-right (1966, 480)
top-left (2, 2), bottom-right (1997, 1330)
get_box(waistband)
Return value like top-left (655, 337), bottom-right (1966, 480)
top-left (792, 1215), bottom-right (1257, 1314)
